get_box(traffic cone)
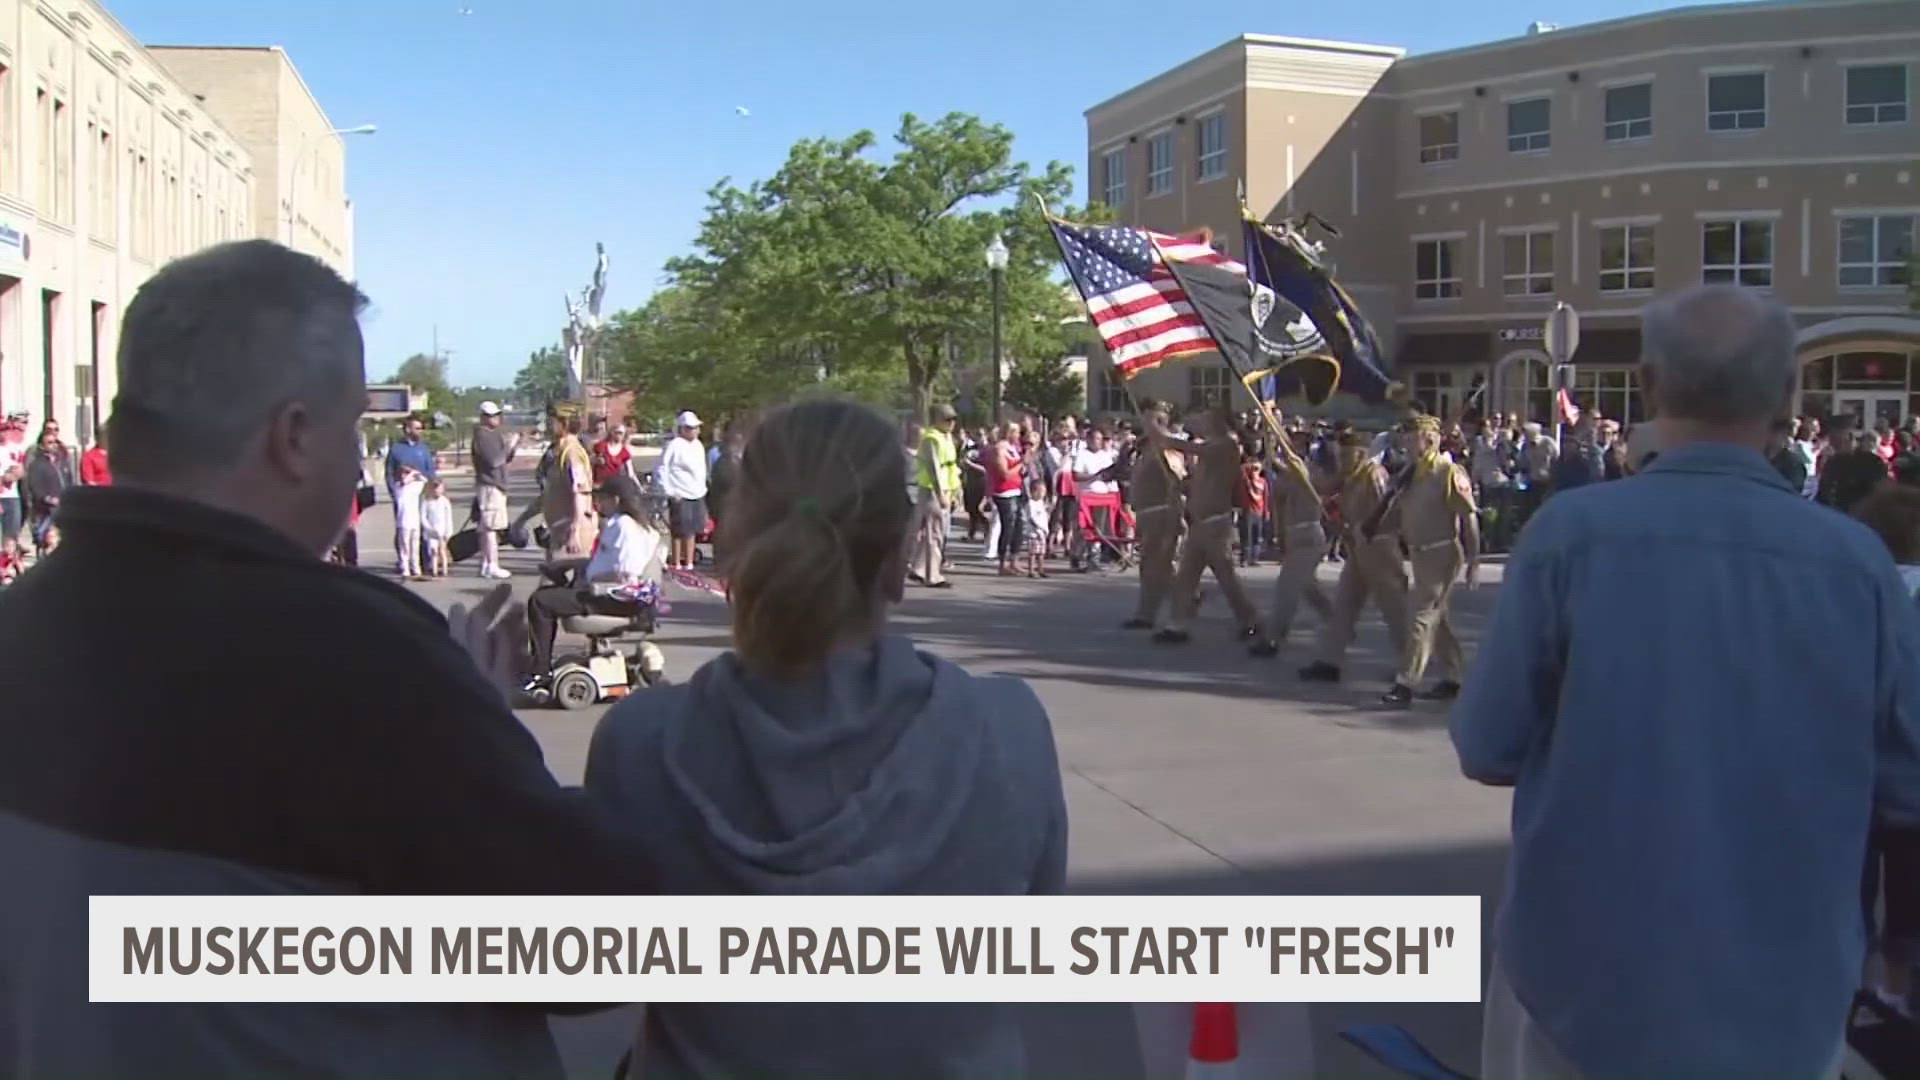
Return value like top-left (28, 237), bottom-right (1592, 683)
top-left (1185, 1002), bottom-right (1240, 1078)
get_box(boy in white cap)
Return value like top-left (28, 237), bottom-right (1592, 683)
top-left (468, 401), bottom-right (519, 578)
top-left (656, 409), bottom-right (709, 570)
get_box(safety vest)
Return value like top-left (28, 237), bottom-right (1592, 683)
top-left (918, 428), bottom-right (961, 494)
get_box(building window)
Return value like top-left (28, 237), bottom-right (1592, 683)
top-left (1414, 238), bottom-right (1462, 299)
top-left (0, 66), bottom-right (12, 194)
top-left (1097, 368), bottom-right (1130, 413)
top-left (1195, 113), bottom-right (1226, 182)
top-left (1412, 369), bottom-right (1457, 419)
top-left (1188, 364), bottom-right (1230, 409)
top-left (1847, 64), bottom-right (1909, 126)
top-left (1603, 82), bottom-right (1653, 142)
top-left (1418, 111), bottom-right (1459, 164)
top-left (1502, 230), bottom-right (1555, 296)
top-left (130, 150), bottom-right (150, 260)
top-left (1101, 148), bottom-right (1127, 207)
top-left (1570, 368), bottom-right (1645, 424)
top-left (1597, 223), bottom-right (1656, 292)
top-left (34, 89), bottom-right (49, 211)
top-left (92, 126), bottom-right (114, 243)
top-left (1707, 71), bottom-right (1767, 131)
top-left (1146, 133), bottom-right (1172, 196)
top-left (1838, 214), bottom-right (1916, 288)
top-left (51, 96), bottom-right (70, 223)
top-left (1506, 97), bottom-right (1551, 153)
top-left (1702, 218), bottom-right (1773, 287)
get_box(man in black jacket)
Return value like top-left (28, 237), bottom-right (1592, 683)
top-left (1817, 417), bottom-right (1890, 513)
top-left (0, 241), bottom-right (646, 1078)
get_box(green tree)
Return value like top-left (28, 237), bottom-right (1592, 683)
top-left (1003, 355), bottom-right (1085, 420)
top-left (665, 112), bottom-right (1090, 421)
top-left (386, 352), bottom-right (449, 407)
top-left (512, 346), bottom-right (571, 408)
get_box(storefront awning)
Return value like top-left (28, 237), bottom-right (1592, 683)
top-left (1396, 332), bottom-right (1489, 368)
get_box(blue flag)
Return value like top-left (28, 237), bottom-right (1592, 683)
top-left (1243, 217), bottom-right (1398, 404)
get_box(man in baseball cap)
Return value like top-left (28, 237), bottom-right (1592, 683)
top-left (469, 400), bottom-right (518, 579)
top-left (658, 411), bottom-right (708, 570)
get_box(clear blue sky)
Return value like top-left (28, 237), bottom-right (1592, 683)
top-left (109, 0), bottom-right (1683, 389)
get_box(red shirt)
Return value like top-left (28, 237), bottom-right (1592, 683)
top-left (1235, 463), bottom-right (1267, 515)
top-left (989, 441), bottom-right (1024, 497)
top-left (80, 445), bottom-right (111, 486)
top-left (591, 439), bottom-right (632, 486)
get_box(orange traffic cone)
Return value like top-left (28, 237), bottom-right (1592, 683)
top-left (1185, 1002), bottom-right (1240, 1079)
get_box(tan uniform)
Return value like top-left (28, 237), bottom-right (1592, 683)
top-left (1381, 455), bottom-right (1476, 687)
top-left (1130, 444), bottom-right (1184, 624)
top-left (541, 434), bottom-right (596, 558)
top-left (1315, 460), bottom-right (1411, 667)
top-left (1265, 456), bottom-right (1333, 641)
top-left (1164, 437), bottom-right (1260, 634)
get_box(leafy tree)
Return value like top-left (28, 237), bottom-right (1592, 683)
top-left (664, 112), bottom-right (1090, 421)
top-left (1003, 355), bottom-right (1085, 421)
top-left (386, 352), bottom-right (449, 407)
top-left (512, 346), bottom-right (571, 408)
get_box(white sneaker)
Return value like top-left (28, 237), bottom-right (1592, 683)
top-left (486, 565), bottom-right (513, 580)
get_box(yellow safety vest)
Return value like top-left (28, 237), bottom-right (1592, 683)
top-left (918, 429), bottom-right (960, 494)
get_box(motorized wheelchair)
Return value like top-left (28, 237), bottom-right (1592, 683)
top-left (525, 560), bottom-right (669, 711)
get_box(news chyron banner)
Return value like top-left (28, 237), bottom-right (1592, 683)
top-left (93, 896), bottom-right (1479, 1003)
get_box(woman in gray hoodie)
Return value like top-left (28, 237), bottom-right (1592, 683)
top-left (586, 399), bottom-right (1068, 1079)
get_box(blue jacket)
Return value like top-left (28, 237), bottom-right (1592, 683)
top-left (384, 438), bottom-right (436, 500)
top-left (1452, 441), bottom-right (1920, 1077)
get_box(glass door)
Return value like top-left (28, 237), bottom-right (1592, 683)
top-left (1835, 391), bottom-right (1905, 431)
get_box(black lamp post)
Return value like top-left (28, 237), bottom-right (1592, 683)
top-left (985, 233), bottom-right (1008, 422)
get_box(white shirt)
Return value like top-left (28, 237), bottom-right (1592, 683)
top-left (1367, 429), bottom-right (1395, 465)
top-left (586, 514), bottom-right (663, 585)
top-left (1024, 496), bottom-right (1051, 534)
top-left (1071, 447), bottom-right (1119, 495)
top-left (1792, 439), bottom-right (1819, 498)
top-left (0, 436), bottom-right (23, 499)
top-left (656, 435), bottom-right (709, 500)
top-left (394, 476), bottom-right (425, 531)
top-left (421, 495), bottom-right (454, 540)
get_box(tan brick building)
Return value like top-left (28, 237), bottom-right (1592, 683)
top-left (151, 46), bottom-right (357, 278)
top-left (1085, 0), bottom-right (1919, 429)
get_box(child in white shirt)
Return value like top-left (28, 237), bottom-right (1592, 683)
top-left (420, 478), bottom-right (454, 578)
top-left (1022, 475), bottom-right (1051, 579)
top-left (394, 468), bottom-right (426, 580)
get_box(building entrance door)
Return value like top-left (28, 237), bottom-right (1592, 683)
top-left (1835, 391), bottom-right (1905, 431)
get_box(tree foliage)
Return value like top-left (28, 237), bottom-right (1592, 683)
top-left (603, 112), bottom-right (1095, 423)
top-left (1003, 355), bottom-right (1085, 421)
top-left (386, 353), bottom-right (449, 406)
top-left (512, 346), bottom-right (571, 408)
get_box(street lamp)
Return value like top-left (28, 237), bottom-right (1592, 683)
top-left (985, 233), bottom-right (1008, 423)
top-left (286, 124), bottom-right (377, 248)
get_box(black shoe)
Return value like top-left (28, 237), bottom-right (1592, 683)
top-left (1120, 617), bottom-right (1153, 630)
top-left (1247, 638), bottom-right (1279, 658)
top-left (1380, 684), bottom-right (1414, 707)
top-left (926, 580), bottom-right (953, 589)
top-left (1419, 679), bottom-right (1462, 701)
top-left (1298, 661), bottom-right (1342, 683)
top-left (1153, 629), bottom-right (1191, 644)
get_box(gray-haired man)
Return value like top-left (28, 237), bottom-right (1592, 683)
top-left (1454, 284), bottom-right (1920, 1079)
top-left (0, 241), bottom-right (644, 1077)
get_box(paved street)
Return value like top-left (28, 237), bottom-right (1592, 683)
top-left (369, 456), bottom-right (1512, 1078)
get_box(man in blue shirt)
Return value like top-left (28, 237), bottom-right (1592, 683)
top-left (1453, 284), bottom-right (1920, 1079)
top-left (385, 415), bottom-right (437, 570)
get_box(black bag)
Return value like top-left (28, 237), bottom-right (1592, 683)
top-left (355, 483), bottom-right (377, 513)
top-left (449, 528), bottom-right (507, 564)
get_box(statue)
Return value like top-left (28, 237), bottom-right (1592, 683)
top-left (562, 243), bottom-right (609, 402)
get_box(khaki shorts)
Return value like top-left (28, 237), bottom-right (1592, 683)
top-left (473, 485), bottom-right (509, 530)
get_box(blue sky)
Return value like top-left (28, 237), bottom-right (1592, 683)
top-left (109, 0), bottom-right (1684, 388)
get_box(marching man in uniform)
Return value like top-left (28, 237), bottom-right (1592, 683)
top-left (1250, 421), bottom-right (1332, 657)
top-left (1122, 401), bottom-right (1186, 631)
top-left (1151, 406), bottom-right (1264, 645)
top-left (1379, 414), bottom-right (1479, 706)
top-left (1299, 431), bottom-right (1410, 683)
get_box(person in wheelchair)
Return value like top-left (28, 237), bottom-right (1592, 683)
top-left (524, 473), bottom-right (663, 692)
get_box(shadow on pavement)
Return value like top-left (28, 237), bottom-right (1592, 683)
top-left (552, 838), bottom-right (1507, 1080)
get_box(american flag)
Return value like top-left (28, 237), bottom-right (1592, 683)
top-left (1049, 221), bottom-right (1245, 378)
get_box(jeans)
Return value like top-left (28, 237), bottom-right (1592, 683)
top-left (994, 494), bottom-right (1025, 561)
top-left (1238, 510), bottom-right (1268, 564)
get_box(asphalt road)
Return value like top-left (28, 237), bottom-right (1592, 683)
top-left (364, 454), bottom-right (1512, 1079)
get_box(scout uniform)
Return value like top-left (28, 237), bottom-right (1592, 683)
top-left (1301, 454), bottom-right (1411, 680)
top-left (1156, 430), bottom-right (1262, 642)
top-left (1124, 440), bottom-right (1185, 629)
top-left (1250, 446), bottom-right (1332, 655)
top-left (1380, 417), bottom-right (1478, 703)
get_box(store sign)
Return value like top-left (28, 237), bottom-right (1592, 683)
top-left (0, 218), bottom-right (26, 262)
top-left (1498, 327), bottom-right (1543, 342)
